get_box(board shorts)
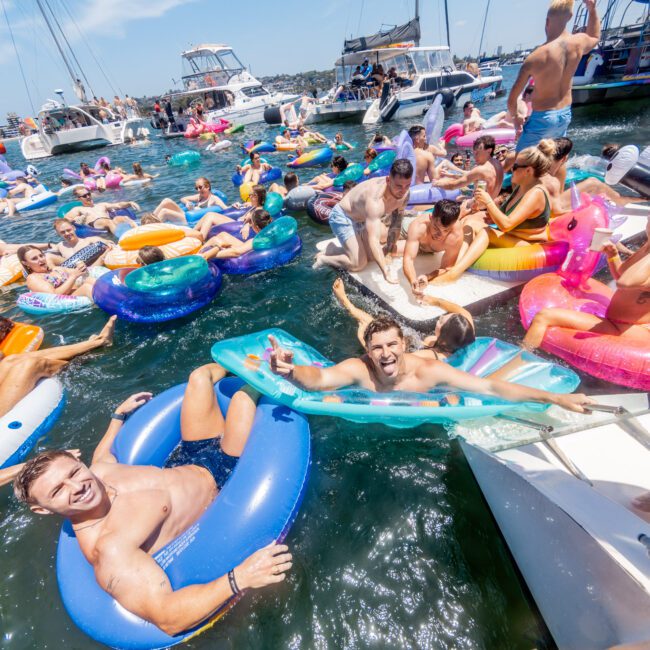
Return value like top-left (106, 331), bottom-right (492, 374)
top-left (328, 203), bottom-right (365, 245)
top-left (400, 215), bottom-right (417, 239)
top-left (165, 438), bottom-right (238, 490)
top-left (516, 106), bottom-right (572, 152)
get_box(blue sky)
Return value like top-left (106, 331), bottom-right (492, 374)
top-left (0, 0), bottom-right (640, 118)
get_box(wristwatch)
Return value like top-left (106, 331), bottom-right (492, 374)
top-left (111, 412), bottom-right (127, 422)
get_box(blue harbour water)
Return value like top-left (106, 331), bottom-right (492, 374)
top-left (1, 66), bottom-right (649, 649)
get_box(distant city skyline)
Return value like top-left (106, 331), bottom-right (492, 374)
top-left (0, 0), bottom-right (639, 118)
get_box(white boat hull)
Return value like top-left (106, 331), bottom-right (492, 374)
top-left (459, 395), bottom-right (650, 649)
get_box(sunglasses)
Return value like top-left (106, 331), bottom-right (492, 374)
top-left (195, 185), bottom-right (207, 190)
top-left (78, 192), bottom-right (91, 198)
top-left (512, 163), bottom-right (530, 171)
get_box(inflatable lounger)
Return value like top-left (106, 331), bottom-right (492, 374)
top-left (57, 377), bottom-right (310, 649)
top-left (211, 328), bottom-right (579, 428)
top-left (315, 202), bottom-right (650, 330)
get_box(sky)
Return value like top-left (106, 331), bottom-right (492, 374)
top-left (0, 0), bottom-right (643, 119)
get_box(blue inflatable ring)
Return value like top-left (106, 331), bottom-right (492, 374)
top-left (92, 264), bottom-right (222, 323)
top-left (56, 376), bottom-right (311, 649)
top-left (216, 234), bottom-right (302, 275)
top-left (231, 167), bottom-right (282, 187)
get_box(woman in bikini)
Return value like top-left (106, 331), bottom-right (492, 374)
top-left (199, 209), bottom-right (272, 262)
top-left (18, 245), bottom-right (96, 300)
top-left (152, 177), bottom-right (227, 224)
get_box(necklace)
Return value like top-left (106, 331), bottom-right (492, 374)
top-left (72, 485), bottom-right (118, 532)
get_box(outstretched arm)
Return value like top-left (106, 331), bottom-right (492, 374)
top-left (96, 530), bottom-right (291, 636)
top-left (435, 166), bottom-right (483, 191)
top-left (578, 0), bottom-right (601, 53)
top-left (92, 393), bottom-right (152, 464)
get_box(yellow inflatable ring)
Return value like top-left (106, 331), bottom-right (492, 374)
top-left (118, 224), bottom-right (186, 251)
top-left (0, 254), bottom-right (23, 287)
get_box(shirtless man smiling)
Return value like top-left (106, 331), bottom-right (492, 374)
top-left (509, 0), bottom-right (601, 151)
top-left (314, 159), bottom-right (413, 283)
top-left (13, 364), bottom-right (292, 636)
top-left (268, 317), bottom-right (594, 412)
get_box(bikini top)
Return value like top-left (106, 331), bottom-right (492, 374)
top-left (44, 269), bottom-right (68, 289)
top-left (502, 185), bottom-right (551, 231)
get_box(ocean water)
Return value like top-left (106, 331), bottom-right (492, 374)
top-left (1, 66), bottom-right (649, 649)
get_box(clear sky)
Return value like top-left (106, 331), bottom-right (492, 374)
top-left (0, 0), bottom-right (640, 119)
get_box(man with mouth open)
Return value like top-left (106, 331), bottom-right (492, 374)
top-left (269, 317), bottom-right (594, 413)
top-left (12, 363), bottom-right (292, 637)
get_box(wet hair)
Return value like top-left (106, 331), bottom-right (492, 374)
top-left (80, 162), bottom-right (90, 169)
top-left (137, 246), bottom-right (165, 265)
top-left (473, 135), bottom-right (496, 155)
top-left (332, 155), bottom-right (348, 172)
top-left (53, 218), bottom-right (74, 232)
top-left (60, 177), bottom-right (73, 187)
top-left (195, 176), bottom-right (211, 191)
top-left (132, 162), bottom-right (143, 175)
top-left (284, 172), bottom-right (299, 191)
top-left (450, 152), bottom-right (464, 164)
top-left (364, 148), bottom-right (378, 161)
top-left (463, 101), bottom-right (474, 110)
top-left (342, 180), bottom-right (357, 193)
top-left (602, 143), bottom-right (620, 160)
top-left (551, 137), bottom-right (573, 160)
top-left (373, 133), bottom-right (385, 143)
top-left (517, 144), bottom-right (553, 178)
top-left (432, 199), bottom-right (461, 226)
top-left (251, 184), bottom-right (267, 206)
top-left (17, 245), bottom-right (43, 274)
top-left (408, 125), bottom-right (425, 140)
top-left (14, 450), bottom-right (78, 505)
top-left (363, 316), bottom-right (404, 349)
top-left (100, 161), bottom-right (110, 171)
top-left (139, 212), bottom-right (161, 225)
top-left (548, 0), bottom-right (574, 17)
top-left (435, 314), bottom-right (476, 355)
top-left (251, 208), bottom-right (272, 230)
top-left (0, 316), bottom-right (14, 345)
top-left (389, 158), bottom-right (414, 180)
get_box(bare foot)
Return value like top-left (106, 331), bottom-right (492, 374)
top-left (632, 492), bottom-right (650, 512)
top-left (312, 253), bottom-right (325, 270)
top-left (332, 277), bottom-right (352, 309)
top-left (89, 315), bottom-right (117, 347)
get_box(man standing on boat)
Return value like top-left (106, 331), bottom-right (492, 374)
top-left (508, 0), bottom-right (601, 151)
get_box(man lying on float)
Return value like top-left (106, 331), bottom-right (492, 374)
top-left (12, 363), bottom-right (291, 636)
top-left (268, 317), bottom-right (593, 412)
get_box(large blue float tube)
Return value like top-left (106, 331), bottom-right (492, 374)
top-left (231, 167), bottom-right (282, 187)
top-left (56, 377), bottom-right (311, 650)
top-left (93, 262), bottom-right (223, 323)
top-left (212, 329), bottom-right (580, 428)
top-left (216, 234), bottom-right (302, 275)
top-left (183, 204), bottom-right (249, 224)
top-left (408, 184), bottom-right (460, 205)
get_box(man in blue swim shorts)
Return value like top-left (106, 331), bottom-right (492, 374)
top-left (315, 158), bottom-right (413, 283)
top-left (508, 0), bottom-right (600, 152)
top-left (12, 364), bottom-right (292, 636)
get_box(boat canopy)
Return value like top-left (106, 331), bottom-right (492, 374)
top-left (343, 17), bottom-right (421, 53)
top-left (181, 45), bottom-right (246, 91)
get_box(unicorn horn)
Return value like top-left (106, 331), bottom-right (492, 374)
top-left (570, 182), bottom-right (582, 210)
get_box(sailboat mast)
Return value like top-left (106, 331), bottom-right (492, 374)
top-left (35, 0), bottom-right (77, 88)
top-left (415, 0), bottom-right (420, 46)
top-left (444, 0), bottom-right (451, 48)
top-left (478, 0), bottom-right (491, 60)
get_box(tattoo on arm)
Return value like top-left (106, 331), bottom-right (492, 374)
top-left (106, 576), bottom-right (119, 593)
top-left (385, 209), bottom-right (402, 255)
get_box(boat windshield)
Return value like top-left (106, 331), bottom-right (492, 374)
top-left (411, 49), bottom-right (455, 73)
top-left (182, 49), bottom-right (246, 90)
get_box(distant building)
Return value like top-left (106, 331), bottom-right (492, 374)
top-left (497, 45), bottom-right (503, 57)
top-left (0, 113), bottom-right (22, 139)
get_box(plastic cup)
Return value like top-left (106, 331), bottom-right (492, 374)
top-left (476, 180), bottom-right (488, 192)
top-left (589, 227), bottom-right (613, 252)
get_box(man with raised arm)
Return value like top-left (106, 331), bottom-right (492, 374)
top-left (314, 159), bottom-right (413, 283)
top-left (12, 364), bottom-right (292, 636)
top-left (268, 318), bottom-right (593, 413)
top-left (508, 0), bottom-right (601, 151)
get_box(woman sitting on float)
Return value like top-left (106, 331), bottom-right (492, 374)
top-left (117, 162), bottom-right (158, 185)
top-left (152, 177), bottom-right (227, 224)
top-left (18, 245), bottom-right (96, 300)
top-left (193, 184), bottom-right (267, 241)
top-left (237, 152), bottom-right (273, 185)
top-left (473, 142), bottom-right (554, 247)
top-left (200, 209), bottom-right (272, 262)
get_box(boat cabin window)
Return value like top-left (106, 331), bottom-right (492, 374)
top-left (40, 107), bottom-right (95, 133)
top-left (411, 50), bottom-right (435, 73)
top-left (217, 50), bottom-right (245, 73)
top-left (418, 71), bottom-right (476, 92)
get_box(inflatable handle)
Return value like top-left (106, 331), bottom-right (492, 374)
top-left (252, 216), bottom-right (298, 250)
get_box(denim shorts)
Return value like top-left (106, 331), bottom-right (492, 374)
top-left (516, 106), bottom-right (572, 152)
top-left (165, 438), bottom-right (237, 489)
top-left (329, 203), bottom-right (365, 245)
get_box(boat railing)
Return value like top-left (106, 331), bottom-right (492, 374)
top-left (182, 68), bottom-right (245, 91)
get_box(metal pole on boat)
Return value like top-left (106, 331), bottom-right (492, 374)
top-left (477, 0), bottom-right (491, 61)
top-left (415, 0), bottom-right (421, 46)
top-left (443, 0), bottom-right (451, 49)
top-left (35, 0), bottom-right (78, 88)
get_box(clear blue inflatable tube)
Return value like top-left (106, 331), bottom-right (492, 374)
top-left (93, 264), bottom-right (222, 323)
top-left (183, 204), bottom-right (248, 224)
top-left (216, 235), bottom-right (302, 275)
top-left (211, 329), bottom-right (580, 428)
top-left (231, 167), bottom-right (282, 187)
top-left (56, 377), bottom-right (311, 650)
top-left (408, 184), bottom-right (460, 205)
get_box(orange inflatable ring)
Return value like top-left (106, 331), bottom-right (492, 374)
top-left (0, 322), bottom-right (44, 356)
top-left (104, 236), bottom-right (203, 269)
top-left (0, 254), bottom-right (23, 287)
top-left (118, 224), bottom-right (185, 251)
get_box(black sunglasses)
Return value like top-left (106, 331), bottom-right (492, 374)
top-left (78, 192), bottom-right (91, 198)
top-left (512, 163), bottom-right (530, 171)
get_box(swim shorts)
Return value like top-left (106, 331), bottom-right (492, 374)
top-left (516, 106), bottom-right (572, 152)
top-left (329, 203), bottom-right (365, 245)
top-left (165, 438), bottom-right (238, 490)
top-left (400, 215), bottom-right (417, 239)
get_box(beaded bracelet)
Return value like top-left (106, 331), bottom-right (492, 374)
top-left (227, 569), bottom-right (240, 595)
